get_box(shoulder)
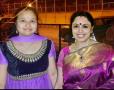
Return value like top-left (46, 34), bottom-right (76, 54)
top-left (93, 43), bottom-right (114, 61)
top-left (94, 43), bottom-right (113, 52)
top-left (0, 41), bottom-right (7, 55)
top-left (36, 35), bottom-right (47, 41)
top-left (60, 46), bottom-right (70, 55)
top-left (43, 39), bottom-right (55, 46)
top-left (37, 35), bottom-right (54, 46)
top-left (0, 41), bottom-right (6, 48)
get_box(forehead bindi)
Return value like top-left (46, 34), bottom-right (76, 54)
top-left (73, 16), bottom-right (91, 25)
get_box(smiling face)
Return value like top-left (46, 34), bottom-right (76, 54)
top-left (72, 16), bottom-right (93, 43)
top-left (16, 9), bottom-right (37, 36)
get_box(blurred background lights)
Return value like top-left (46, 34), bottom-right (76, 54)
top-left (27, 3), bottom-right (32, 7)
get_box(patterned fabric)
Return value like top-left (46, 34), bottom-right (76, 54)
top-left (0, 39), bottom-right (54, 89)
top-left (6, 40), bottom-right (48, 63)
top-left (57, 43), bottom-right (114, 89)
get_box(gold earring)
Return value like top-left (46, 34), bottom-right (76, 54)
top-left (72, 36), bottom-right (75, 38)
top-left (16, 30), bottom-right (18, 34)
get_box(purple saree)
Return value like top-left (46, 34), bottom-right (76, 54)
top-left (57, 43), bottom-right (114, 89)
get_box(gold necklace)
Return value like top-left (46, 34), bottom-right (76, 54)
top-left (66, 40), bottom-right (100, 69)
top-left (71, 39), bottom-right (99, 63)
top-left (77, 48), bottom-right (86, 62)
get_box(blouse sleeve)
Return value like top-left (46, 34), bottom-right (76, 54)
top-left (48, 40), bottom-right (56, 60)
top-left (0, 49), bottom-right (8, 65)
top-left (57, 47), bottom-right (69, 67)
top-left (97, 60), bottom-right (114, 89)
top-left (97, 47), bottom-right (114, 89)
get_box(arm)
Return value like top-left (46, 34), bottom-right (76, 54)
top-left (0, 48), bottom-right (8, 89)
top-left (48, 40), bottom-right (57, 88)
top-left (97, 46), bottom-right (114, 89)
top-left (0, 64), bottom-right (7, 89)
top-left (97, 61), bottom-right (114, 89)
top-left (48, 56), bottom-right (57, 89)
top-left (55, 47), bottom-right (69, 89)
top-left (55, 66), bottom-right (63, 89)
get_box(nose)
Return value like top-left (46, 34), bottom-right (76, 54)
top-left (78, 27), bottom-right (83, 33)
top-left (25, 22), bottom-right (31, 27)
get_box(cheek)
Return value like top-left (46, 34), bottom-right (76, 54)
top-left (16, 23), bottom-right (23, 28)
top-left (32, 23), bottom-right (37, 28)
top-left (72, 28), bottom-right (76, 32)
top-left (84, 32), bottom-right (91, 39)
top-left (72, 29), bottom-right (77, 35)
top-left (87, 30), bottom-right (92, 35)
top-left (16, 23), bottom-right (21, 30)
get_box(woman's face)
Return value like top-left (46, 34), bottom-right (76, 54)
top-left (16, 10), bottom-right (37, 36)
top-left (72, 16), bottom-right (93, 42)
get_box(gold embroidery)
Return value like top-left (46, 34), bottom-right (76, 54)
top-left (9, 70), bottom-right (48, 80)
top-left (64, 46), bottom-right (94, 69)
top-left (6, 40), bottom-right (47, 63)
top-left (64, 43), bottom-right (109, 69)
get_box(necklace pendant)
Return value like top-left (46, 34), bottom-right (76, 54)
top-left (80, 56), bottom-right (83, 62)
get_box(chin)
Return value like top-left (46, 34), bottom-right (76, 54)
top-left (21, 33), bottom-right (33, 36)
top-left (77, 38), bottom-right (88, 42)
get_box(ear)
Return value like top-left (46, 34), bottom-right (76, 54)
top-left (91, 26), bottom-right (94, 33)
top-left (91, 26), bottom-right (94, 30)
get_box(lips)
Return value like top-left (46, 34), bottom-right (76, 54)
top-left (77, 34), bottom-right (85, 38)
top-left (23, 28), bottom-right (32, 31)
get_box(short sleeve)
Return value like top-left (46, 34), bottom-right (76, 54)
top-left (48, 40), bottom-right (56, 60)
top-left (0, 49), bottom-right (8, 64)
top-left (57, 47), bottom-right (70, 67)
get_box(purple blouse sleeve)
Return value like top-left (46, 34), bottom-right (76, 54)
top-left (48, 41), bottom-right (56, 60)
top-left (0, 49), bottom-right (8, 64)
top-left (57, 47), bottom-right (69, 67)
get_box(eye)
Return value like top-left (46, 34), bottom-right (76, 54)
top-left (73, 24), bottom-right (79, 28)
top-left (19, 19), bottom-right (25, 22)
top-left (31, 20), bottom-right (36, 23)
top-left (83, 25), bottom-right (89, 29)
top-left (74, 25), bottom-right (78, 28)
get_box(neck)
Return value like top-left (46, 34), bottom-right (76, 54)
top-left (75, 39), bottom-right (91, 49)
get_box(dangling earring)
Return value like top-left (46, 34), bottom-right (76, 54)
top-left (72, 36), bottom-right (75, 39)
top-left (90, 33), bottom-right (96, 41)
top-left (72, 36), bottom-right (76, 43)
top-left (16, 30), bottom-right (18, 34)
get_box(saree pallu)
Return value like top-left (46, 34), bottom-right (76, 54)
top-left (62, 43), bottom-right (114, 89)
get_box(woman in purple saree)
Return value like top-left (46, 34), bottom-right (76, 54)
top-left (56, 11), bottom-right (114, 89)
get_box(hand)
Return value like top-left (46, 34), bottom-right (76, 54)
top-left (77, 86), bottom-right (83, 89)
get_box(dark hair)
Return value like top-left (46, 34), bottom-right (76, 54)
top-left (69, 11), bottom-right (94, 42)
top-left (9, 6), bottom-right (39, 38)
top-left (8, 23), bottom-right (18, 38)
